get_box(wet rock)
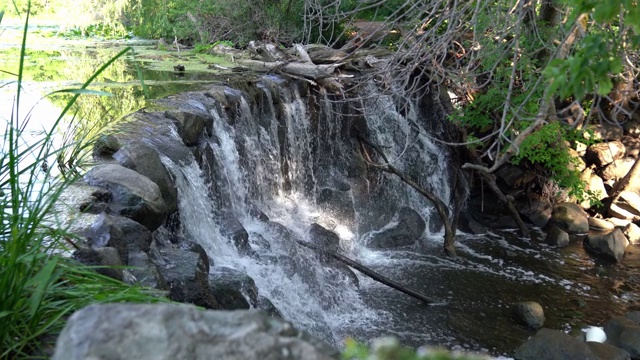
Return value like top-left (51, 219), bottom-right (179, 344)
top-left (163, 110), bottom-right (206, 146)
top-left (366, 207), bottom-right (426, 249)
top-left (308, 223), bottom-right (340, 252)
top-left (86, 212), bottom-right (128, 264)
top-left (248, 232), bottom-right (272, 252)
top-left (255, 296), bottom-right (283, 318)
top-left (317, 187), bottom-right (355, 225)
top-left (127, 251), bottom-right (159, 288)
top-left (151, 241), bottom-right (218, 309)
top-left (588, 217), bottom-right (615, 231)
top-left (92, 134), bottom-right (121, 159)
top-left (84, 164), bottom-right (168, 231)
top-left (605, 316), bottom-right (640, 358)
top-left (600, 158), bottom-right (636, 182)
top-left (518, 199), bottom-right (552, 228)
top-left (551, 202), bottom-right (589, 234)
top-left (73, 247), bottom-right (124, 281)
top-left (545, 225), bottom-right (570, 247)
top-left (584, 228), bottom-right (628, 262)
top-left (219, 213), bottom-right (252, 255)
top-left (512, 301), bottom-right (545, 329)
top-left (514, 328), bottom-right (599, 360)
top-left (624, 223), bottom-right (640, 245)
top-left (52, 303), bottom-right (339, 360)
top-left (586, 141), bottom-right (626, 167)
top-left (209, 266), bottom-right (259, 310)
top-left (586, 342), bottom-right (630, 360)
top-left (113, 141), bottom-right (178, 213)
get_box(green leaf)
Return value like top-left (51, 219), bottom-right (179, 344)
top-left (28, 257), bottom-right (59, 318)
top-left (48, 89), bottom-right (114, 97)
top-left (597, 78), bottom-right (613, 95)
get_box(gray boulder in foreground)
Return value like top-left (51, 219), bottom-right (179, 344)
top-left (53, 303), bottom-right (339, 360)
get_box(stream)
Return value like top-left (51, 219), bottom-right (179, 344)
top-left (4, 21), bottom-right (640, 359)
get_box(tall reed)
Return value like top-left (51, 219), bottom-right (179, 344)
top-left (0, 3), bottom-right (164, 358)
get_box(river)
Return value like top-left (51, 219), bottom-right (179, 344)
top-left (3, 19), bottom-right (640, 359)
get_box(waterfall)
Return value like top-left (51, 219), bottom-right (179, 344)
top-left (159, 77), bottom-right (452, 346)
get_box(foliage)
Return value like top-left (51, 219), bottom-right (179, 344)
top-left (0, 5), bottom-right (165, 358)
top-left (342, 338), bottom-right (485, 360)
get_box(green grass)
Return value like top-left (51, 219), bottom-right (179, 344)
top-left (0, 3), bottom-right (166, 358)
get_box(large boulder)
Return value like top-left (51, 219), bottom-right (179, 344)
top-left (605, 316), bottom-right (640, 358)
top-left (588, 217), bottom-right (615, 231)
top-left (584, 229), bottom-right (629, 262)
top-left (209, 266), bottom-right (259, 310)
top-left (600, 158), bottom-right (636, 182)
top-left (624, 223), bottom-right (640, 245)
top-left (586, 342), bottom-right (630, 360)
top-left (113, 141), bottom-right (178, 213)
top-left (127, 250), bottom-right (159, 288)
top-left (611, 191), bottom-right (640, 221)
top-left (72, 246), bottom-right (124, 281)
top-left (52, 304), bottom-right (339, 360)
top-left (365, 207), bottom-right (426, 249)
top-left (580, 171), bottom-right (608, 209)
top-left (84, 164), bottom-right (168, 231)
top-left (518, 199), bottom-right (552, 228)
top-left (514, 328), bottom-right (599, 360)
top-left (586, 141), bottom-right (626, 167)
top-left (550, 202), bottom-right (589, 234)
top-left (308, 223), bottom-right (341, 252)
top-left (151, 241), bottom-right (218, 309)
top-left (86, 212), bottom-right (153, 263)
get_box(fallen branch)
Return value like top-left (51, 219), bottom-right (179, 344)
top-left (237, 59), bottom-right (344, 80)
top-left (295, 239), bottom-right (439, 305)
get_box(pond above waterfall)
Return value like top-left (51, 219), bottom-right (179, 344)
top-left (8, 20), bottom-right (640, 360)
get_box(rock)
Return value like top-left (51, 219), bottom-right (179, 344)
top-left (519, 199), bottom-right (552, 228)
top-left (584, 228), bottom-right (629, 262)
top-left (568, 148), bottom-right (587, 172)
top-left (209, 266), bottom-right (259, 310)
top-left (586, 141), bottom-right (626, 167)
top-left (605, 316), bottom-right (640, 358)
top-left (219, 213), bottom-right (253, 255)
top-left (624, 119), bottom-right (640, 137)
top-left (609, 203), bottom-right (640, 221)
top-left (586, 342), bottom-right (630, 360)
top-left (84, 164), bottom-right (168, 231)
top-left (86, 212), bottom-right (128, 264)
top-left (113, 141), bottom-right (178, 213)
top-left (127, 251), bottom-right (159, 287)
top-left (601, 158), bottom-right (636, 182)
top-left (163, 110), bottom-right (207, 146)
top-left (512, 301), bottom-right (545, 329)
top-left (52, 303), bottom-right (339, 360)
top-left (588, 217), bottom-right (615, 231)
top-left (614, 191), bottom-right (640, 220)
top-left (151, 241), bottom-right (218, 309)
top-left (545, 225), bottom-right (570, 247)
top-left (92, 134), bottom-right (121, 159)
top-left (551, 202), bottom-right (589, 234)
top-left (624, 223), bottom-right (640, 245)
top-left (308, 223), bottom-right (340, 252)
top-left (317, 187), bottom-right (355, 225)
top-left (497, 165), bottom-right (526, 188)
top-left (255, 296), bottom-right (283, 318)
top-left (365, 207), bottom-right (426, 249)
top-left (580, 172), bottom-right (608, 209)
top-left (626, 311), bottom-right (640, 323)
top-left (622, 136), bottom-right (640, 158)
top-left (607, 217), bottom-right (632, 228)
top-left (73, 247), bottom-right (124, 281)
top-left (514, 328), bottom-right (599, 360)
top-left (585, 123), bottom-right (625, 142)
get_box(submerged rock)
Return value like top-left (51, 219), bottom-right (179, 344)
top-left (219, 213), bottom-right (253, 255)
top-left (512, 301), bottom-right (545, 329)
top-left (52, 303), bottom-right (339, 360)
top-left (366, 207), bottom-right (426, 249)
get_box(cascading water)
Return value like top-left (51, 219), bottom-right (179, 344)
top-left (154, 76), bottom-right (453, 347)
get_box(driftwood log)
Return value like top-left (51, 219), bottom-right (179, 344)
top-left (295, 239), bottom-right (439, 305)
